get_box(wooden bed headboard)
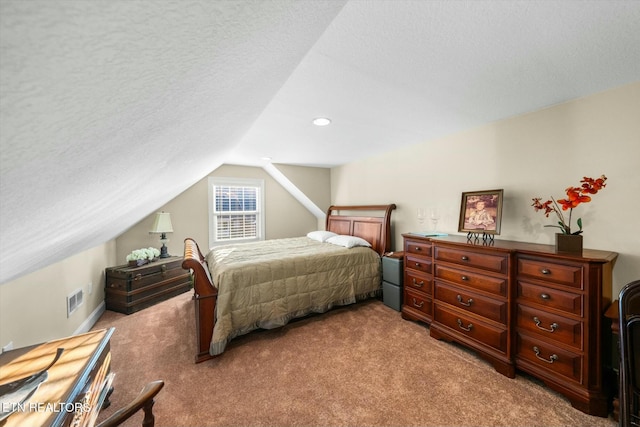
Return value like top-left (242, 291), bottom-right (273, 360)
top-left (325, 204), bottom-right (396, 256)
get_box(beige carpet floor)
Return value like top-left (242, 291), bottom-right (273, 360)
top-left (93, 292), bottom-right (617, 427)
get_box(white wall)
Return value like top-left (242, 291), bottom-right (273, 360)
top-left (3, 83), bottom-right (636, 350)
top-left (0, 240), bottom-right (116, 350)
top-left (116, 163), bottom-right (330, 264)
top-left (0, 164), bottom-right (329, 351)
top-left (331, 82), bottom-right (640, 296)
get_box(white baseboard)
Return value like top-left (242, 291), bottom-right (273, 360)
top-left (75, 301), bottom-right (106, 335)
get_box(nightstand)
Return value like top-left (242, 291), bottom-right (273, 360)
top-left (382, 252), bottom-right (404, 311)
top-left (105, 256), bottom-right (191, 314)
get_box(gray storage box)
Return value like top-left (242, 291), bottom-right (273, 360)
top-left (383, 281), bottom-right (402, 311)
top-left (382, 252), bottom-right (403, 286)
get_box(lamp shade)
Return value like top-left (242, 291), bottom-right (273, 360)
top-left (150, 212), bottom-right (173, 234)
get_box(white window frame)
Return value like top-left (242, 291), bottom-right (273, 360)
top-left (208, 177), bottom-right (265, 248)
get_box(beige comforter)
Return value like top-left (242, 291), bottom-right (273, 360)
top-left (205, 237), bottom-right (381, 355)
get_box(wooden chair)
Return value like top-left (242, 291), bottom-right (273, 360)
top-left (619, 281), bottom-right (640, 427)
top-left (96, 380), bottom-right (164, 427)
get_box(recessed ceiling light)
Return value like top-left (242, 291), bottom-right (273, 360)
top-left (312, 117), bottom-right (331, 126)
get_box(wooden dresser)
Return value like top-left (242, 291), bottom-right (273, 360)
top-left (402, 236), bottom-right (434, 324)
top-left (0, 328), bottom-right (115, 427)
top-left (430, 238), bottom-right (513, 377)
top-left (515, 252), bottom-right (614, 416)
top-left (105, 256), bottom-right (191, 314)
top-left (401, 234), bottom-right (617, 417)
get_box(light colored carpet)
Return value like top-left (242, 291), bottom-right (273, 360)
top-left (93, 292), bottom-right (616, 427)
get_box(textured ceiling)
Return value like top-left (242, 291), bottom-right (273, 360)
top-left (1, 0), bottom-right (639, 284)
top-left (228, 0), bottom-right (640, 166)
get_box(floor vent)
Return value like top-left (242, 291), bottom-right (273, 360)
top-left (67, 288), bottom-right (84, 317)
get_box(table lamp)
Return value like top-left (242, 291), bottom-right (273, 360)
top-left (150, 211), bottom-right (173, 258)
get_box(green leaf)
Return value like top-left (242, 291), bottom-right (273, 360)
top-left (544, 225), bottom-right (565, 232)
top-left (577, 217), bottom-right (583, 230)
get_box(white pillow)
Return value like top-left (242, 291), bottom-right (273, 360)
top-left (326, 235), bottom-right (372, 248)
top-left (307, 230), bottom-right (338, 242)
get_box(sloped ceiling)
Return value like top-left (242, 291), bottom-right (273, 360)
top-left (1, 0), bottom-right (639, 284)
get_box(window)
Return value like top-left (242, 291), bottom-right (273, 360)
top-left (208, 177), bottom-right (265, 247)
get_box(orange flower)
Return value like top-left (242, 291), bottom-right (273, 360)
top-left (580, 175), bottom-right (607, 194)
top-left (558, 187), bottom-right (592, 210)
top-left (532, 175), bottom-right (607, 235)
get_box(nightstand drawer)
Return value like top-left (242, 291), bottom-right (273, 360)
top-left (434, 246), bottom-right (508, 275)
top-left (434, 264), bottom-right (507, 297)
top-left (434, 281), bottom-right (507, 324)
top-left (517, 281), bottom-right (582, 316)
top-left (382, 253), bottom-right (404, 286)
top-left (518, 258), bottom-right (583, 289)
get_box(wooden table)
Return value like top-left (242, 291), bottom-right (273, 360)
top-left (0, 328), bottom-right (114, 427)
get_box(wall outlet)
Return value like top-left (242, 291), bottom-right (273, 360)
top-left (2, 341), bottom-right (13, 353)
top-left (88, 281), bottom-right (93, 295)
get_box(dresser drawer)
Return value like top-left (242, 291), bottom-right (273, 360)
top-left (516, 304), bottom-right (582, 350)
top-left (434, 264), bottom-right (507, 297)
top-left (404, 270), bottom-right (432, 294)
top-left (434, 281), bottom-right (507, 324)
top-left (404, 287), bottom-right (432, 317)
top-left (518, 258), bottom-right (583, 289)
top-left (516, 333), bottom-right (582, 383)
top-left (405, 254), bottom-right (432, 274)
top-left (405, 239), bottom-right (432, 257)
top-left (433, 304), bottom-right (508, 353)
top-left (434, 246), bottom-right (508, 275)
top-left (517, 281), bottom-right (583, 316)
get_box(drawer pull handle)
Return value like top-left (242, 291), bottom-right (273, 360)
top-left (134, 274), bottom-right (142, 281)
top-left (533, 317), bottom-right (558, 332)
top-left (161, 264), bottom-right (168, 276)
top-left (412, 278), bottom-right (424, 288)
top-left (461, 255), bottom-right (469, 261)
top-left (415, 246), bottom-right (421, 251)
top-left (541, 268), bottom-right (551, 275)
top-left (540, 293), bottom-right (550, 300)
top-left (457, 319), bottom-right (473, 331)
top-left (533, 346), bottom-right (558, 364)
top-left (415, 262), bottom-right (421, 267)
top-left (412, 298), bottom-right (424, 308)
top-left (461, 275), bottom-right (469, 281)
top-left (457, 295), bottom-right (474, 307)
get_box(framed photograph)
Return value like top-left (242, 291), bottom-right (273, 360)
top-left (458, 189), bottom-right (504, 235)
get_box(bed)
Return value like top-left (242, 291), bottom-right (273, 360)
top-left (182, 204), bottom-right (396, 362)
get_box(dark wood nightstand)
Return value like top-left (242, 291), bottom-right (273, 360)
top-left (105, 256), bottom-right (191, 314)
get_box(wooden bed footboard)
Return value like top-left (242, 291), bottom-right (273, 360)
top-left (182, 238), bottom-right (218, 363)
